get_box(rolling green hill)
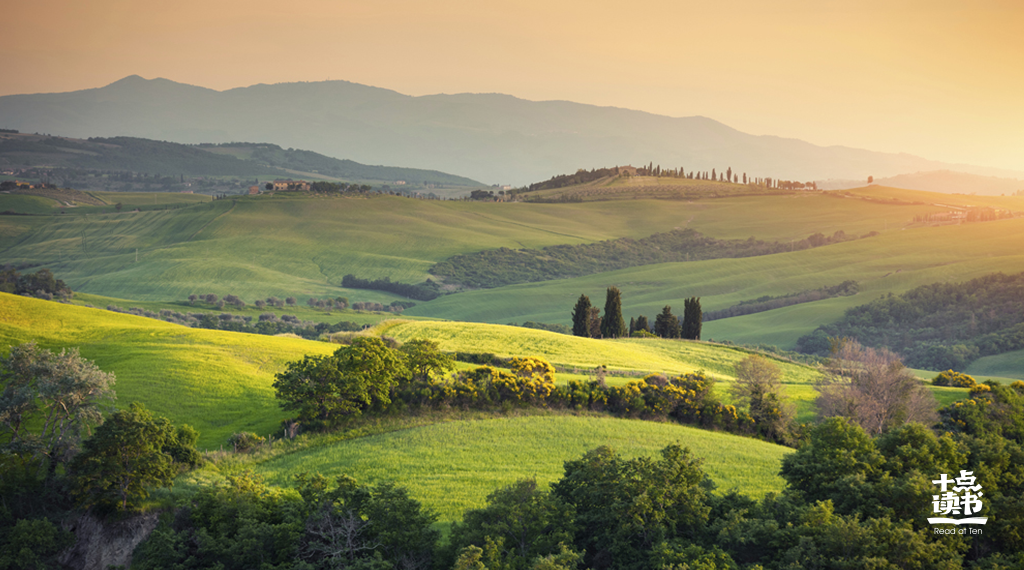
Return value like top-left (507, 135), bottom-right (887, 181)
top-left (370, 319), bottom-right (819, 382)
top-left (250, 415), bottom-right (793, 521)
top-left (367, 319), bottom-right (967, 420)
top-left (0, 292), bottom-right (336, 448)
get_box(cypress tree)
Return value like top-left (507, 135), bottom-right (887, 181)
top-left (588, 307), bottom-right (602, 339)
top-left (654, 306), bottom-right (680, 339)
top-left (629, 317), bottom-right (636, 335)
top-left (682, 297), bottom-right (703, 340)
top-left (601, 287), bottom-right (627, 339)
top-left (635, 315), bottom-right (649, 333)
top-left (571, 294), bottom-right (592, 337)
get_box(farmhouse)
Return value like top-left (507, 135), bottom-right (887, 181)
top-left (248, 185), bottom-right (260, 195)
top-left (617, 165), bottom-right (638, 176)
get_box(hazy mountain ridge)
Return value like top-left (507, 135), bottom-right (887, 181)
top-left (2, 75), bottom-right (1021, 186)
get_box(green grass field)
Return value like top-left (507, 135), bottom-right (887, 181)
top-left (405, 216), bottom-right (1024, 348)
top-left (250, 415), bottom-right (793, 521)
top-left (372, 320), bottom-right (820, 382)
top-left (1, 188), bottom-right (993, 308)
top-left (0, 292), bottom-right (336, 448)
top-left (71, 291), bottom-right (435, 327)
top-left (965, 349), bottom-right (1024, 380)
top-left (0, 193), bottom-right (59, 214)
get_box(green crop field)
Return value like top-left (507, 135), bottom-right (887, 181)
top-left (251, 415), bottom-right (793, 521)
top-left (0, 292), bottom-right (336, 448)
top-left (0, 193), bottom-right (59, 214)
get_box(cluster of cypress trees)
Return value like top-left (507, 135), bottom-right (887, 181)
top-left (571, 288), bottom-right (702, 340)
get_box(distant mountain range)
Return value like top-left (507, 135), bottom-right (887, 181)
top-left (2, 75), bottom-right (1022, 187)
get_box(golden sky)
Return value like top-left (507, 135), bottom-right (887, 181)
top-left (5, 0), bottom-right (1024, 173)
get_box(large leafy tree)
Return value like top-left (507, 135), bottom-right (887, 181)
top-left (297, 472), bottom-right (439, 570)
top-left (552, 445), bottom-right (712, 570)
top-left (600, 287), bottom-right (627, 339)
top-left (400, 338), bottom-right (455, 384)
top-left (570, 294), bottom-right (592, 337)
top-left (0, 343), bottom-right (115, 474)
top-left (70, 402), bottom-right (199, 512)
top-left (450, 479), bottom-right (577, 570)
top-left (274, 337), bottom-right (407, 426)
top-left (730, 355), bottom-right (794, 442)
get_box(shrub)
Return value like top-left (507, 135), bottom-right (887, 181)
top-left (228, 431), bottom-right (267, 452)
top-left (932, 369), bottom-right (977, 388)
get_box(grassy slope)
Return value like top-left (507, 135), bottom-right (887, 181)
top-left (0, 193), bottom-right (59, 214)
top-left (406, 216), bottom-right (1024, 349)
top-left (3, 293), bottom-right (798, 516)
top-left (0, 292), bottom-right (335, 448)
top-left (0, 190), bottom-right (965, 301)
top-left (0, 292), bottom-right (822, 443)
top-left (70, 292), bottom-right (435, 327)
top-left (252, 415), bottom-right (793, 521)
top-left (372, 320), bottom-right (966, 422)
top-left (966, 349), bottom-right (1024, 380)
top-left (373, 320), bottom-right (819, 382)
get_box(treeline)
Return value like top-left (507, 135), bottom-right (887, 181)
top-left (0, 267), bottom-right (72, 300)
top-left (297, 181), bottom-right (373, 193)
top-left (704, 280), bottom-right (859, 321)
top-left (796, 272), bottom-right (1024, 370)
top-left (104, 304), bottom-right (363, 340)
top-left (342, 273), bottom-right (442, 301)
top-left (431, 228), bottom-right (860, 289)
top-left (246, 340), bottom-right (1024, 568)
top-left (520, 164), bottom-right (821, 194)
top-left (525, 167), bottom-right (622, 192)
top-left (131, 384), bottom-right (1024, 570)
top-left (8, 342), bottom-right (1024, 569)
top-left (273, 339), bottom-right (755, 437)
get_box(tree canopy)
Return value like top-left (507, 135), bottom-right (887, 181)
top-left (274, 337), bottom-right (408, 427)
top-left (0, 343), bottom-right (115, 474)
top-left (70, 402), bottom-right (200, 512)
